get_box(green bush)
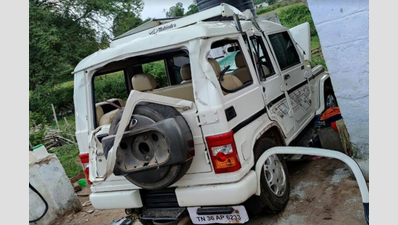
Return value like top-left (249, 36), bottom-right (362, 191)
top-left (29, 82), bottom-right (75, 123)
top-left (143, 61), bottom-right (169, 88)
top-left (256, 5), bottom-right (276, 15)
top-left (94, 71), bottom-right (127, 101)
top-left (48, 144), bottom-right (82, 178)
top-left (278, 4), bottom-right (318, 37)
top-left (29, 125), bottom-right (46, 147)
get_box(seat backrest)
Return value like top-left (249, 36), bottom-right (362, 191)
top-left (208, 58), bottom-right (243, 94)
top-left (99, 109), bottom-right (120, 126)
top-left (261, 65), bottom-right (271, 76)
top-left (132, 73), bottom-right (157, 91)
top-left (95, 98), bottom-right (125, 126)
top-left (180, 64), bottom-right (192, 84)
top-left (253, 53), bottom-right (271, 77)
top-left (95, 105), bottom-right (104, 126)
top-left (151, 83), bottom-right (194, 102)
top-left (233, 52), bottom-right (252, 84)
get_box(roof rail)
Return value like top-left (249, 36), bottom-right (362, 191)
top-left (110, 3), bottom-right (252, 47)
top-left (114, 18), bottom-right (178, 40)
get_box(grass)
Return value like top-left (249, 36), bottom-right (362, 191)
top-left (43, 109), bottom-right (80, 179)
top-left (311, 35), bottom-right (321, 50)
top-left (258, 3), bottom-right (327, 69)
top-left (54, 79), bottom-right (74, 90)
top-left (48, 144), bottom-right (83, 178)
top-left (257, 2), bottom-right (305, 17)
top-left (49, 113), bottom-right (76, 131)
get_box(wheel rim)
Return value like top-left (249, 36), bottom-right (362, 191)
top-left (326, 94), bottom-right (337, 109)
top-left (263, 155), bottom-right (287, 197)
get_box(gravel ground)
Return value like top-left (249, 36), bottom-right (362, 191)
top-left (57, 158), bottom-right (368, 225)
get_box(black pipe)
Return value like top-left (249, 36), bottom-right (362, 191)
top-left (29, 183), bottom-right (49, 223)
top-left (363, 203), bottom-right (369, 224)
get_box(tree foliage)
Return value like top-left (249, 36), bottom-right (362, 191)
top-left (278, 4), bottom-right (318, 37)
top-left (265, 0), bottom-right (277, 5)
top-left (29, 1), bottom-right (99, 89)
top-left (185, 3), bottom-right (199, 16)
top-left (29, 0), bottom-right (145, 90)
top-left (31, 0), bottom-right (144, 31)
top-left (112, 12), bottom-right (143, 37)
top-left (165, 2), bottom-right (185, 18)
top-left (29, 0), bottom-right (145, 123)
top-left (254, 0), bottom-right (267, 5)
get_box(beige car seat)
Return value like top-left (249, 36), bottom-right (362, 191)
top-left (253, 53), bottom-right (271, 77)
top-left (180, 64), bottom-right (192, 84)
top-left (232, 52), bottom-right (252, 84)
top-left (208, 58), bottom-right (243, 94)
top-left (131, 73), bottom-right (157, 91)
top-left (132, 73), bottom-right (195, 102)
top-left (95, 98), bottom-right (126, 126)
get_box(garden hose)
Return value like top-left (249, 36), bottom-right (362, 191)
top-left (29, 183), bottom-right (48, 223)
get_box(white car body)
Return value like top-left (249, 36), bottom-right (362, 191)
top-left (73, 3), bottom-right (368, 224)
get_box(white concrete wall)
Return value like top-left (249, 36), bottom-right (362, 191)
top-left (29, 154), bottom-right (82, 225)
top-left (307, 0), bottom-right (369, 159)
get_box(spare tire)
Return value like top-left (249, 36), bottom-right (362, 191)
top-left (109, 102), bottom-right (193, 190)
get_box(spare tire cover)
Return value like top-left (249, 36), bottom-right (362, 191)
top-left (109, 102), bottom-right (193, 190)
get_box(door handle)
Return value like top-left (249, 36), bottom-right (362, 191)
top-left (284, 74), bottom-right (291, 80)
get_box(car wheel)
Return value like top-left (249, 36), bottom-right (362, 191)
top-left (324, 86), bottom-right (338, 110)
top-left (245, 137), bottom-right (290, 214)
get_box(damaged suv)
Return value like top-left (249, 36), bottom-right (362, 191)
top-left (73, 4), bottom-right (368, 224)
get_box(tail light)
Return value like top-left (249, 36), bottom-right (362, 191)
top-left (78, 153), bottom-right (92, 185)
top-left (206, 131), bottom-right (241, 174)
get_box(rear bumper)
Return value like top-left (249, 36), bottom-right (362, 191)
top-left (90, 189), bottom-right (143, 209)
top-left (175, 170), bottom-right (257, 207)
top-left (90, 170), bottom-right (256, 209)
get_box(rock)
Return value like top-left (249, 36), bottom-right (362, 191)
top-left (82, 200), bottom-right (92, 207)
top-left (87, 209), bottom-right (94, 214)
top-left (73, 184), bottom-right (82, 192)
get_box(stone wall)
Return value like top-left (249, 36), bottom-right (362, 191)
top-left (307, 0), bottom-right (369, 160)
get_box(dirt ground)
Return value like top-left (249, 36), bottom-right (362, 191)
top-left (57, 158), bottom-right (367, 225)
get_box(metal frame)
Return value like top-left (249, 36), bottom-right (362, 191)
top-left (104, 91), bottom-right (195, 179)
top-left (255, 146), bottom-right (369, 223)
top-left (111, 3), bottom-right (252, 47)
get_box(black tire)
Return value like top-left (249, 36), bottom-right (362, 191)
top-left (324, 86), bottom-right (338, 110)
top-left (245, 138), bottom-right (290, 214)
top-left (109, 103), bottom-right (192, 190)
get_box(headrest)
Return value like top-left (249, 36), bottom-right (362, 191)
top-left (132, 73), bottom-right (157, 91)
top-left (208, 58), bottom-right (221, 78)
top-left (95, 105), bottom-right (104, 125)
top-left (180, 64), bottom-right (191, 81)
top-left (235, 52), bottom-right (246, 68)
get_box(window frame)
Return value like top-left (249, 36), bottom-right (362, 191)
top-left (268, 31), bottom-right (302, 71)
top-left (91, 69), bottom-right (129, 128)
top-left (90, 48), bottom-right (190, 128)
top-left (249, 35), bottom-right (277, 80)
top-left (208, 37), bottom-right (255, 95)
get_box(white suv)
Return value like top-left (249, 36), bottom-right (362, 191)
top-left (73, 4), bottom-right (368, 224)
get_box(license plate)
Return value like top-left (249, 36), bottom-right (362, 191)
top-left (187, 205), bottom-right (249, 224)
